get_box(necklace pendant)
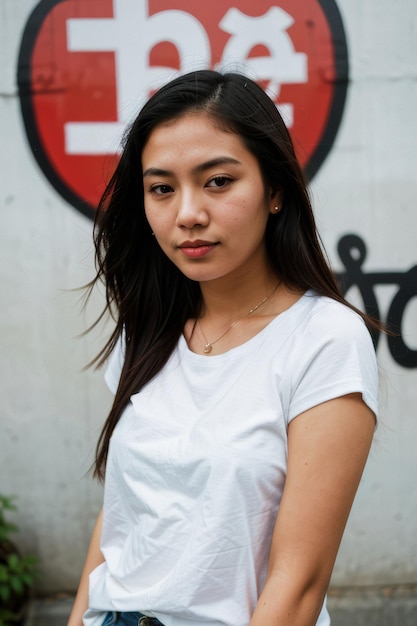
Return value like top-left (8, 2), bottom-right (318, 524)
top-left (203, 343), bottom-right (213, 354)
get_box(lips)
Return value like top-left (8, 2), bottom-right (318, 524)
top-left (178, 240), bottom-right (218, 258)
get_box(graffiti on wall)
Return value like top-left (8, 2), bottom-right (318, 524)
top-left (16, 1), bottom-right (416, 368)
top-left (337, 235), bottom-right (417, 369)
top-left (17, 0), bottom-right (348, 218)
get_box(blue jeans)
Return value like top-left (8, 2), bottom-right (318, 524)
top-left (101, 612), bottom-right (165, 626)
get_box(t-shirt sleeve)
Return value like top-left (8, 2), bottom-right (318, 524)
top-left (104, 334), bottom-right (125, 395)
top-left (288, 303), bottom-right (378, 422)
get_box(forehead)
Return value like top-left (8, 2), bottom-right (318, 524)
top-left (141, 112), bottom-right (249, 165)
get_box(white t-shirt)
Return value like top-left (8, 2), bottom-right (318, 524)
top-left (83, 292), bottom-right (378, 626)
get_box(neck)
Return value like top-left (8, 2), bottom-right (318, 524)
top-left (199, 269), bottom-right (279, 322)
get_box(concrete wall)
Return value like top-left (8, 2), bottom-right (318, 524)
top-left (315, 0), bottom-right (417, 587)
top-left (0, 0), bottom-right (416, 594)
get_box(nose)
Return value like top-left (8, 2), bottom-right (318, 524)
top-left (175, 189), bottom-right (209, 229)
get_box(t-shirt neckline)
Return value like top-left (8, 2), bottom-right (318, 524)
top-left (179, 290), bottom-right (314, 363)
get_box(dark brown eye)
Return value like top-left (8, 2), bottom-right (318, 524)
top-left (151, 184), bottom-right (173, 195)
top-left (207, 176), bottom-right (232, 188)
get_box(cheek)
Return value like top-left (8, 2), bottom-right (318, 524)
top-left (234, 193), bottom-right (269, 230)
top-left (145, 207), bottom-right (167, 235)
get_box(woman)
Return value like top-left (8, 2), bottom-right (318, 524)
top-left (68, 70), bottom-right (378, 626)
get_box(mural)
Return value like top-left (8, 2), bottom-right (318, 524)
top-left (17, 0), bottom-right (348, 218)
top-left (16, 0), bottom-right (416, 368)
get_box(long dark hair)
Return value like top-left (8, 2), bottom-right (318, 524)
top-left (89, 69), bottom-right (375, 480)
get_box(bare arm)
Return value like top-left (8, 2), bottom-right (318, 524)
top-left (249, 393), bottom-right (375, 626)
top-left (67, 508), bottom-right (105, 626)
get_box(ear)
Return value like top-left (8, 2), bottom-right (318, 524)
top-left (269, 187), bottom-right (284, 215)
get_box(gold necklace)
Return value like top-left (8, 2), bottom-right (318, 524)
top-left (198, 281), bottom-right (280, 354)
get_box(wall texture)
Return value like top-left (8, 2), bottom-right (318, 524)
top-left (0, 0), bottom-right (416, 594)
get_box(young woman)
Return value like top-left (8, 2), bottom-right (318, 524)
top-left (68, 70), bottom-right (378, 626)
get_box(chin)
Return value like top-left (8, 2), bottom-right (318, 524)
top-left (177, 266), bottom-right (227, 283)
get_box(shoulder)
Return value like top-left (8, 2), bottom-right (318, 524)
top-left (291, 293), bottom-right (377, 373)
top-left (297, 293), bottom-right (372, 346)
top-left (285, 293), bottom-right (378, 420)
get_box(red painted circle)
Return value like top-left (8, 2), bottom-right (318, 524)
top-left (18, 0), bottom-right (348, 218)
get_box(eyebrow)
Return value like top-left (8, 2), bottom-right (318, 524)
top-left (142, 156), bottom-right (242, 178)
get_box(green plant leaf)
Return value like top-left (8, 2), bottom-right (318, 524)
top-left (0, 493), bottom-right (39, 609)
top-left (22, 573), bottom-right (33, 585)
top-left (0, 584), bottom-right (11, 602)
top-left (7, 553), bottom-right (20, 571)
top-left (10, 575), bottom-right (24, 595)
top-left (0, 567), bottom-right (9, 582)
top-left (0, 495), bottom-right (17, 511)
